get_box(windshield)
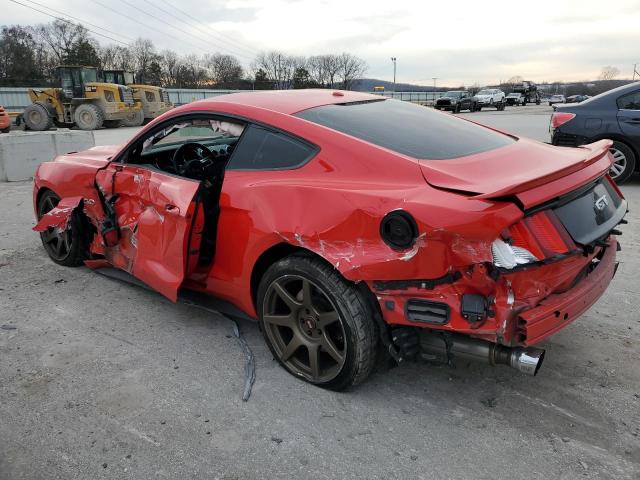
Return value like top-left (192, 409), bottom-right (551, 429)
top-left (81, 68), bottom-right (98, 83)
top-left (477, 90), bottom-right (493, 95)
top-left (444, 91), bottom-right (463, 97)
top-left (295, 99), bottom-right (514, 160)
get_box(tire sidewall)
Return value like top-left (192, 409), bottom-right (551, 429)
top-left (257, 255), bottom-right (373, 391)
top-left (609, 141), bottom-right (636, 184)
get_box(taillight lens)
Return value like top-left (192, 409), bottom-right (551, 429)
top-left (492, 211), bottom-right (576, 269)
top-left (551, 112), bottom-right (576, 128)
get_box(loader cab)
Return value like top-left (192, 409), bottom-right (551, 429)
top-left (58, 66), bottom-right (98, 101)
top-left (103, 70), bottom-right (135, 86)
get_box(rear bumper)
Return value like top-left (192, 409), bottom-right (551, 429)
top-left (516, 237), bottom-right (618, 345)
top-left (0, 114), bottom-right (10, 129)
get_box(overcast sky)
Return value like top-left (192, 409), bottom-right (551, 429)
top-left (5, 0), bottom-right (640, 86)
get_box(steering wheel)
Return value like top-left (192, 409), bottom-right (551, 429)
top-left (171, 142), bottom-right (215, 177)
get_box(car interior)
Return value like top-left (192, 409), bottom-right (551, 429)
top-left (124, 116), bottom-right (246, 266)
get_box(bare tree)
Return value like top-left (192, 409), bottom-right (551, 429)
top-left (159, 49), bottom-right (180, 87)
top-left (35, 19), bottom-right (88, 63)
top-left (599, 66), bottom-right (620, 81)
top-left (337, 52), bottom-right (367, 90)
top-left (205, 53), bottom-right (243, 87)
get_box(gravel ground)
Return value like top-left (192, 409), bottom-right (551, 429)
top-left (1, 107), bottom-right (639, 479)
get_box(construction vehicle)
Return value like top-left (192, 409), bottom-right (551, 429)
top-left (512, 80), bottom-right (541, 105)
top-left (22, 66), bottom-right (140, 131)
top-left (102, 70), bottom-right (173, 127)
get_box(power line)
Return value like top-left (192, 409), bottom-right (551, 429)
top-left (152, 0), bottom-right (257, 58)
top-left (141, 0), bottom-right (256, 59)
top-left (115, 0), bottom-right (254, 61)
top-left (18, 0), bottom-right (136, 43)
top-left (92, 0), bottom-right (210, 54)
top-left (8, 0), bottom-right (130, 46)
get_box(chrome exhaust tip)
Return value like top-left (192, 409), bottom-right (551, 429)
top-left (509, 347), bottom-right (545, 376)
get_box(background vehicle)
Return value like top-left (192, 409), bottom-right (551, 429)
top-left (551, 81), bottom-right (640, 183)
top-left (505, 92), bottom-right (524, 106)
top-left (434, 91), bottom-right (477, 112)
top-left (474, 88), bottom-right (506, 110)
top-left (102, 70), bottom-right (173, 127)
top-left (33, 90), bottom-right (625, 391)
top-left (512, 81), bottom-right (541, 105)
top-left (549, 94), bottom-right (566, 106)
top-left (22, 66), bottom-right (140, 131)
top-left (566, 95), bottom-right (590, 103)
top-left (0, 105), bottom-right (11, 133)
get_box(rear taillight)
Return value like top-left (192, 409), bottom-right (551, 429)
top-left (492, 211), bottom-right (576, 269)
top-left (551, 112), bottom-right (576, 129)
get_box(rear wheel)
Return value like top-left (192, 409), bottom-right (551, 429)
top-left (122, 108), bottom-right (145, 127)
top-left (608, 141), bottom-right (636, 183)
top-left (1, 125), bottom-right (9, 133)
top-left (23, 103), bottom-right (53, 131)
top-left (73, 103), bottom-right (104, 130)
top-left (258, 255), bottom-right (377, 391)
top-left (37, 190), bottom-right (86, 266)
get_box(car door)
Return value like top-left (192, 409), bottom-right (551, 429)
top-left (617, 90), bottom-right (640, 143)
top-left (95, 162), bottom-right (202, 301)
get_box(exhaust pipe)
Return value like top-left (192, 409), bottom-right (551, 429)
top-left (419, 331), bottom-right (545, 376)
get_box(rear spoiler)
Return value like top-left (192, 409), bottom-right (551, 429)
top-left (473, 139), bottom-right (613, 201)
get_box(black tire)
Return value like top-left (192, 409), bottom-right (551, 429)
top-left (1, 126), bottom-right (9, 133)
top-left (103, 120), bottom-right (122, 128)
top-left (608, 141), bottom-right (636, 184)
top-left (122, 108), bottom-right (145, 127)
top-left (73, 103), bottom-right (104, 130)
top-left (454, 104), bottom-right (461, 113)
top-left (37, 190), bottom-right (86, 267)
top-left (476, 106), bottom-right (482, 111)
top-left (257, 255), bottom-right (377, 391)
top-left (23, 103), bottom-right (54, 131)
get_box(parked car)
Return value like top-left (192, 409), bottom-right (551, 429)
top-left (505, 92), bottom-right (525, 106)
top-left (566, 95), bottom-right (590, 104)
top-left (551, 81), bottom-right (640, 183)
top-left (434, 91), bottom-right (477, 113)
top-left (474, 89), bottom-right (506, 110)
top-left (33, 90), bottom-right (626, 390)
top-left (0, 105), bottom-right (11, 133)
top-left (549, 94), bottom-right (566, 106)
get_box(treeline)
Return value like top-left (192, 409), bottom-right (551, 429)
top-left (0, 20), bottom-right (367, 89)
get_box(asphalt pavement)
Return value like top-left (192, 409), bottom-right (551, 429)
top-left (1, 105), bottom-right (639, 479)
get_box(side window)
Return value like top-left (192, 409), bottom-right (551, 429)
top-left (617, 91), bottom-right (640, 110)
top-left (227, 125), bottom-right (316, 170)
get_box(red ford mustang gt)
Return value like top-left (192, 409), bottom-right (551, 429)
top-left (33, 90), bottom-right (627, 390)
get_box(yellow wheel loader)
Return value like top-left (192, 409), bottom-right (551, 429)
top-left (102, 70), bottom-right (173, 127)
top-left (23, 66), bottom-right (141, 131)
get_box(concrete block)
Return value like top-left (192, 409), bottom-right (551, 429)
top-left (0, 129), bottom-right (95, 182)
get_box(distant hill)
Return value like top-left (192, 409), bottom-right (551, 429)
top-left (354, 78), bottom-right (436, 92)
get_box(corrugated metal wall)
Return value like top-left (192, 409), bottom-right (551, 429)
top-left (0, 87), bottom-right (447, 112)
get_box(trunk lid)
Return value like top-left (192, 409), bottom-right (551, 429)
top-left (419, 138), bottom-right (613, 208)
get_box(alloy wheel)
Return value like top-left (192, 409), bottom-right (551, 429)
top-left (262, 275), bottom-right (346, 383)
top-left (609, 147), bottom-right (627, 180)
top-left (38, 195), bottom-right (72, 261)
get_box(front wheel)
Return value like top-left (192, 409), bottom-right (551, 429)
top-left (122, 108), bottom-right (145, 127)
top-left (608, 141), bottom-right (636, 183)
top-left (258, 255), bottom-right (378, 391)
top-left (73, 103), bottom-right (104, 130)
top-left (37, 190), bottom-right (86, 266)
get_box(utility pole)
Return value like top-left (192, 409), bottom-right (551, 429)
top-left (391, 57), bottom-right (397, 92)
top-left (634, 63), bottom-right (639, 81)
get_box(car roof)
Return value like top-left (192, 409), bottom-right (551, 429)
top-left (182, 89), bottom-right (383, 115)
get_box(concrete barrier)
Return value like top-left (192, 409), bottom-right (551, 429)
top-left (0, 129), bottom-right (95, 182)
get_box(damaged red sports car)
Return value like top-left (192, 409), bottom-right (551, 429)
top-left (33, 90), bottom-right (627, 390)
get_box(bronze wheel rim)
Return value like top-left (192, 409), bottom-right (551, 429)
top-left (38, 195), bottom-right (72, 261)
top-left (263, 275), bottom-right (346, 383)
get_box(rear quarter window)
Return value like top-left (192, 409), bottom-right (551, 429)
top-left (617, 91), bottom-right (640, 110)
top-left (295, 99), bottom-right (514, 159)
top-left (227, 124), bottom-right (317, 170)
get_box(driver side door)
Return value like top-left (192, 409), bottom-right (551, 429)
top-left (95, 160), bottom-right (202, 302)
